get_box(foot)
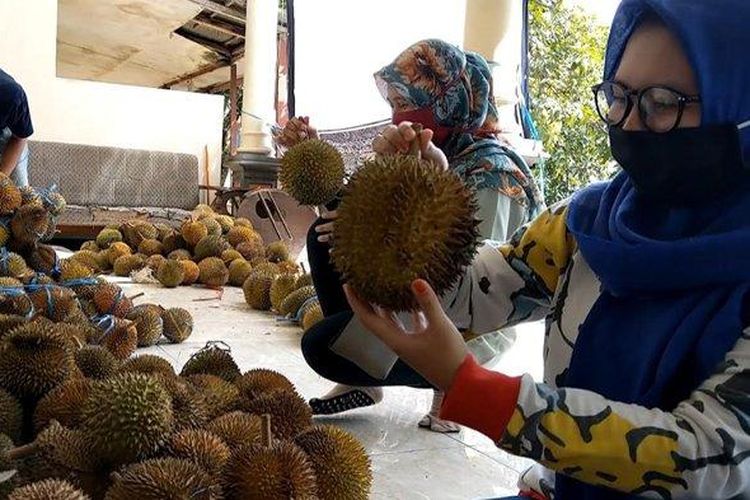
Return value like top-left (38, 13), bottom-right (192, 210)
top-left (309, 384), bottom-right (383, 415)
top-left (418, 390), bottom-right (460, 433)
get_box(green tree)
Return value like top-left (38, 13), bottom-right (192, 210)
top-left (528, 0), bottom-right (616, 204)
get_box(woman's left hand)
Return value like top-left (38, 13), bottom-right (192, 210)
top-left (373, 122), bottom-right (449, 171)
top-left (344, 279), bottom-right (468, 391)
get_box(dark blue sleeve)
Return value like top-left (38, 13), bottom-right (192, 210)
top-left (8, 86), bottom-right (33, 138)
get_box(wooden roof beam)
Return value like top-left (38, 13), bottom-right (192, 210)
top-left (160, 59), bottom-right (230, 89)
top-left (174, 27), bottom-right (232, 57)
top-left (187, 0), bottom-right (245, 23)
top-left (193, 12), bottom-right (245, 38)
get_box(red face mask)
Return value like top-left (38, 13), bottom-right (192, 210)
top-left (392, 108), bottom-right (455, 146)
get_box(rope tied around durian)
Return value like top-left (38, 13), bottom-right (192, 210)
top-left (62, 277), bottom-right (100, 289)
top-left (92, 314), bottom-right (116, 341)
top-left (293, 296), bottom-right (320, 323)
top-left (23, 283), bottom-right (56, 318)
top-left (188, 340), bottom-right (232, 363)
top-left (0, 248), bottom-right (13, 276)
top-left (0, 286), bottom-right (34, 319)
top-left (107, 287), bottom-right (127, 315)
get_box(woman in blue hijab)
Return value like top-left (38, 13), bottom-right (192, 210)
top-left (344, 1), bottom-right (750, 498)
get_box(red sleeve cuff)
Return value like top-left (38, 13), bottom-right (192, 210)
top-left (439, 355), bottom-right (522, 442)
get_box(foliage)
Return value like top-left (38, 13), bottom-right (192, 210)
top-left (528, 0), bottom-right (616, 204)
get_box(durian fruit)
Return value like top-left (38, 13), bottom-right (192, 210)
top-left (0, 388), bottom-right (22, 443)
top-left (79, 241), bottom-right (100, 253)
top-left (137, 238), bottom-right (163, 256)
top-left (185, 374), bottom-right (239, 419)
top-left (277, 259), bottom-right (299, 275)
top-left (96, 317), bottom-right (138, 360)
top-left (228, 259), bottom-right (253, 287)
top-left (200, 218), bottom-right (222, 238)
top-left (74, 346), bottom-right (119, 380)
top-left (0, 314), bottom-right (26, 339)
top-left (234, 217), bottom-right (253, 228)
top-left (40, 220), bottom-right (58, 242)
top-left (20, 186), bottom-right (43, 207)
top-left (0, 251), bottom-right (30, 279)
top-left (265, 241), bottom-right (290, 263)
top-left (192, 203), bottom-right (214, 217)
top-left (205, 411), bottom-right (262, 449)
top-left (161, 307), bottom-right (193, 343)
top-left (179, 260), bottom-right (200, 285)
top-left (106, 242), bottom-right (132, 266)
top-left (242, 266), bottom-right (280, 311)
top-left (112, 254), bottom-right (145, 277)
top-left (8, 479), bottom-right (89, 500)
top-left (181, 221), bottom-right (208, 248)
top-left (0, 223), bottom-right (9, 248)
top-left (235, 239), bottom-right (265, 261)
top-left (161, 232), bottom-right (183, 255)
top-left (167, 429), bottom-right (230, 477)
top-left (145, 254), bottom-right (166, 271)
top-left (221, 416), bottom-right (318, 500)
top-left (215, 215), bottom-right (234, 233)
top-left (125, 306), bottom-right (163, 347)
top-left (81, 373), bottom-right (173, 466)
top-left (167, 249), bottom-right (191, 261)
top-left (28, 286), bottom-right (79, 322)
top-left (279, 285), bottom-right (317, 318)
top-left (119, 355), bottom-right (175, 378)
top-left (0, 290), bottom-right (33, 317)
top-left (96, 228), bottom-right (122, 249)
top-left (294, 425), bottom-right (372, 500)
top-left (156, 259), bottom-right (184, 288)
top-left (95, 251), bottom-right (112, 272)
top-left (23, 273), bottom-right (56, 287)
top-left (104, 457), bottom-right (220, 500)
top-left (44, 191), bottom-right (67, 218)
top-left (11, 205), bottom-right (49, 246)
top-left (0, 173), bottom-right (22, 215)
top-left (227, 225), bottom-right (259, 247)
top-left (235, 369), bottom-right (295, 403)
top-left (302, 300), bottom-right (324, 331)
top-left (157, 376), bottom-right (209, 431)
top-left (153, 223), bottom-right (174, 242)
top-left (180, 343), bottom-right (240, 382)
top-left (59, 259), bottom-right (94, 281)
top-left (55, 321), bottom-right (94, 348)
top-left (281, 138), bottom-right (345, 206)
top-left (270, 273), bottom-right (299, 312)
top-left (241, 389), bottom-right (313, 440)
top-left (93, 283), bottom-right (132, 317)
top-left (33, 378), bottom-right (91, 432)
top-left (221, 249), bottom-right (243, 265)
top-left (120, 221), bottom-right (158, 249)
top-left (69, 250), bottom-right (100, 272)
top-left (332, 153), bottom-right (481, 311)
top-left (198, 257), bottom-right (229, 287)
top-left (193, 235), bottom-right (227, 261)
top-left (0, 323), bottom-right (75, 400)
top-left (0, 277), bottom-right (23, 287)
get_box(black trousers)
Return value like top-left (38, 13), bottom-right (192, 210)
top-left (301, 213), bottom-right (431, 389)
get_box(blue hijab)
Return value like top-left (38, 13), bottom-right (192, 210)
top-left (562, 1), bottom-right (750, 498)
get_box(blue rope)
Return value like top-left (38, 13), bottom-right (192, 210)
top-left (293, 296), bottom-right (319, 322)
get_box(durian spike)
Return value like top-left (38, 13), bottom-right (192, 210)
top-left (261, 414), bottom-right (272, 448)
top-left (408, 123), bottom-right (423, 159)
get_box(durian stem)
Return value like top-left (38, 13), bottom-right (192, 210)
top-left (261, 414), bottom-right (272, 448)
top-left (6, 443), bottom-right (38, 461)
top-left (409, 123), bottom-right (424, 160)
top-left (128, 292), bottom-right (145, 301)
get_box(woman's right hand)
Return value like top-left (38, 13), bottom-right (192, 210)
top-left (274, 116), bottom-right (319, 148)
top-left (372, 121), bottom-right (449, 171)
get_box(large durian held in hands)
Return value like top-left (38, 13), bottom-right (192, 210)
top-left (280, 139), bottom-right (345, 206)
top-left (331, 125), bottom-right (481, 311)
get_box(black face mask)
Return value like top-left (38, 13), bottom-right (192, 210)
top-left (609, 124), bottom-right (748, 206)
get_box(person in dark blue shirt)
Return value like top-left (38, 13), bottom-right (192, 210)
top-left (0, 69), bottom-right (33, 186)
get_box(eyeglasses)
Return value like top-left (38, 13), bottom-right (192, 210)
top-left (592, 81), bottom-right (701, 133)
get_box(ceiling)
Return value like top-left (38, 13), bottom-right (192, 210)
top-left (56, 0), bottom-right (255, 93)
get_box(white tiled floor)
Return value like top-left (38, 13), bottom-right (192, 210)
top-left (114, 278), bottom-right (545, 500)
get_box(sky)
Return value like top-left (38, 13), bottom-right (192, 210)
top-left (569, 0), bottom-right (621, 25)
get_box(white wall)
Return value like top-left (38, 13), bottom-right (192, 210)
top-left (0, 0), bottom-right (225, 201)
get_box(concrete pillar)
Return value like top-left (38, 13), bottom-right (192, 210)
top-left (238, 0), bottom-right (278, 155)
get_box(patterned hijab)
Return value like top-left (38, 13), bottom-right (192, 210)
top-left (374, 39), bottom-right (543, 217)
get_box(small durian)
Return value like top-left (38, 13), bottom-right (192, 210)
top-left (179, 342), bottom-right (240, 382)
top-left (294, 425), bottom-right (373, 500)
top-left (0, 277), bottom-right (23, 288)
top-left (161, 307), bottom-right (193, 343)
top-left (59, 258), bottom-right (94, 281)
top-left (161, 232), bottom-right (183, 254)
top-left (106, 458), bottom-right (221, 500)
top-left (156, 259), bottom-right (184, 288)
top-left (70, 250), bottom-right (100, 272)
top-left (215, 214), bottom-right (234, 233)
top-left (192, 203), bottom-right (214, 216)
top-left (242, 266), bottom-right (280, 311)
top-left (119, 355), bottom-right (175, 378)
top-left (11, 204), bottom-right (49, 246)
top-left (206, 411), bottom-right (262, 449)
top-left (95, 251), bottom-right (112, 271)
top-left (265, 241), bottom-right (290, 263)
top-left (180, 260), bottom-right (200, 285)
top-left (168, 248), bottom-right (192, 261)
top-left (145, 254), bottom-right (166, 271)
top-left (44, 191), bottom-right (67, 217)
top-left (153, 222), bottom-right (174, 241)
top-left (181, 221), bottom-right (208, 248)
top-left (19, 185), bottom-right (43, 206)
top-left (96, 317), bottom-right (138, 360)
top-left (167, 429), bottom-right (230, 477)
top-left (92, 283), bottom-right (132, 317)
top-left (197, 257), bottom-right (228, 287)
top-left (96, 228), bottom-right (123, 249)
top-left (185, 374), bottom-right (239, 419)
top-left (270, 273), bottom-right (299, 312)
top-left (81, 373), bottom-right (173, 465)
top-left (33, 378), bottom-right (91, 432)
top-left (0, 173), bottom-right (22, 215)
top-left (28, 286), bottom-right (79, 322)
top-left (235, 239), bottom-right (265, 261)
top-left (235, 369), bottom-right (295, 403)
top-left (200, 218), bottom-right (222, 238)
top-left (234, 217), bottom-right (253, 228)
top-left (331, 152), bottom-right (480, 311)
top-left (112, 254), bottom-right (145, 277)
top-left (277, 259), bottom-right (300, 275)
top-left (0, 387), bottom-right (22, 443)
top-left (137, 238), bottom-right (163, 256)
top-left (156, 376), bottom-right (210, 431)
top-left (240, 389), bottom-right (313, 440)
top-left (302, 300), bottom-right (324, 331)
top-left (227, 225), bottom-right (259, 247)
top-left (125, 306), bottom-right (163, 347)
top-left (0, 251), bottom-right (30, 279)
top-left (228, 259), bottom-right (253, 287)
top-left (120, 221), bottom-right (158, 249)
top-left (106, 242), bottom-right (132, 266)
top-left (279, 285), bottom-right (317, 318)
top-left (221, 248), bottom-right (243, 265)
top-left (193, 235), bottom-right (227, 261)
top-left (8, 479), bottom-right (89, 500)
top-left (280, 138), bottom-right (345, 206)
top-left (74, 346), bottom-right (119, 380)
top-left (0, 290), bottom-right (33, 317)
top-left (79, 241), bottom-right (100, 253)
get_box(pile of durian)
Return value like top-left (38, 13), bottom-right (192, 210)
top-left (0, 340), bottom-right (372, 499)
top-left (81, 205), bottom-right (324, 332)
